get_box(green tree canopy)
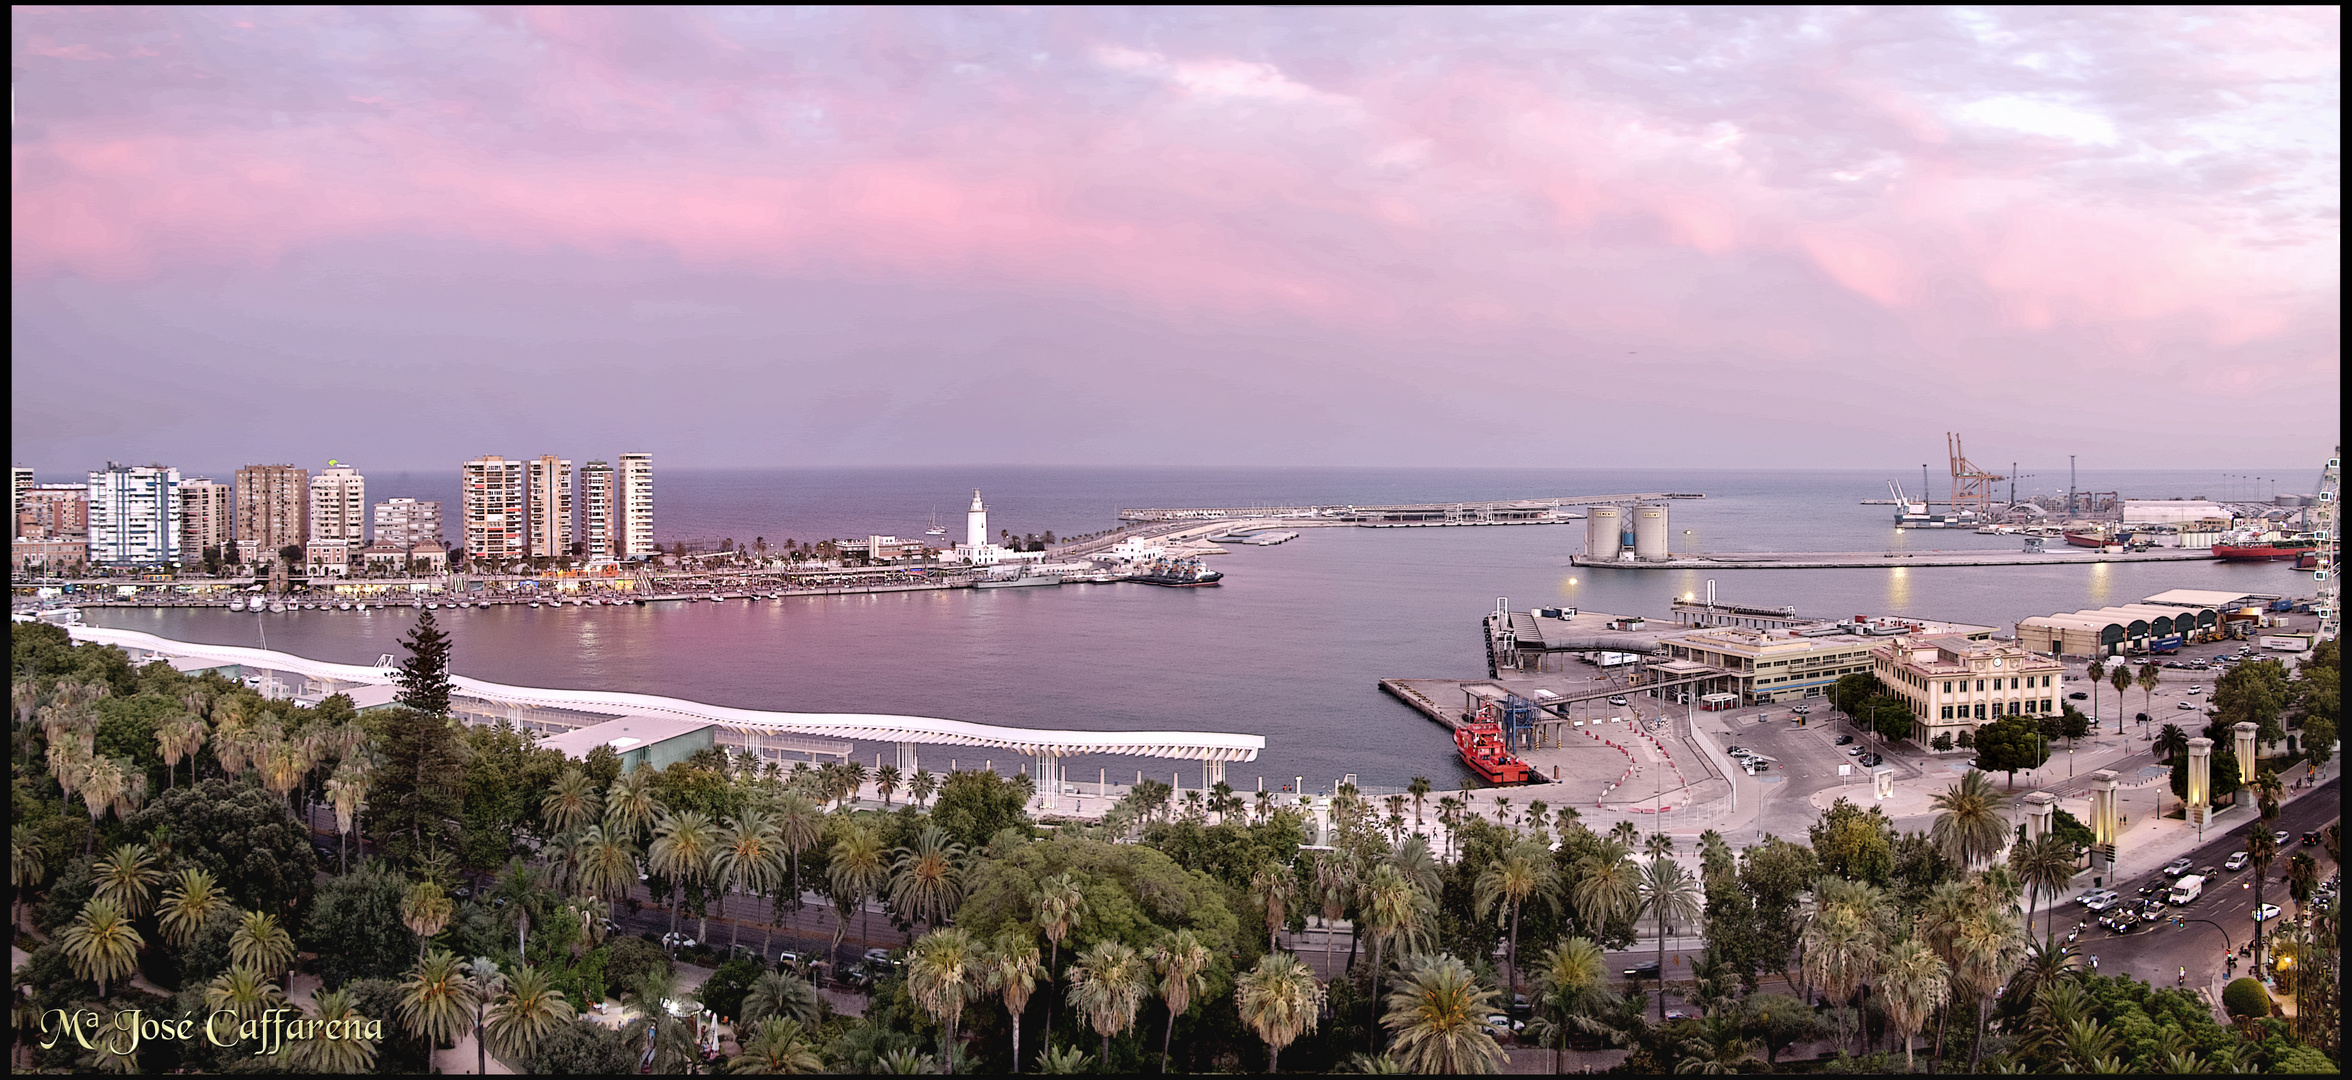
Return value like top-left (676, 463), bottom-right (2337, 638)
top-left (305, 861), bottom-right (422, 989)
top-left (1971, 716), bottom-right (2050, 785)
top-left (124, 777), bottom-right (318, 916)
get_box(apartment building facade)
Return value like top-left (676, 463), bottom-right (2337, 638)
top-left (309, 463), bottom-right (367, 575)
top-left (462, 456), bottom-right (528, 564)
top-left (579, 461), bottom-right (615, 561)
top-left (372, 498), bottom-right (444, 549)
top-left (87, 463), bottom-right (181, 566)
top-left (178, 478), bottom-right (233, 558)
top-left (618, 453), bottom-right (653, 558)
top-left (235, 464), bottom-right (309, 564)
top-left (525, 455), bottom-right (573, 559)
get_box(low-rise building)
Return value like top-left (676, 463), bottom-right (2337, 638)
top-left (1655, 617), bottom-right (1996, 704)
top-left (11, 536), bottom-right (86, 573)
top-left (1873, 635), bottom-right (2066, 749)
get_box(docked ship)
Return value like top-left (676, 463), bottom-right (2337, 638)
top-left (1131, 557), bottom-right (1223, 587)
top-left (2064, 527), bottom-right (2115, 548)
top-left (2211, 531), bottom-right (2319, 562)
top-left (974, 567), bottom-right (1062, 589)
top-left (1454, 715), bottom-right (1531, 784)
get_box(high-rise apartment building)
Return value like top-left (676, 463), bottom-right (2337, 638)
top-left (87, 463), bottom-right (180, 566)
top-left (372, 498), bottom-right (444, 549)
top-left (178, 478), bottom-right (233, 558)
top-left (235, 464), bottom-right (310, 562)
top-left (10, 466), bottom-right (32, 541)
top-left (308, 463), bottom-right (366, 576)
top-left (618, 453), bottom-right (654, 558)
top-left (462, 456), bottom-right (527, 564)
top-left (525, 455), bottom-right (573, 559)
top-left (579, 461), bottom-right (615, 561)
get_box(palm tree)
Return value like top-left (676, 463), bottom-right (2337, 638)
top-left (486, 964), bottom-right (576, 1065)
top-left (60, 898), bottom-right (143, 996)
top-left (1862, 936), bottom-right (1938, 1072)
top-left (1311, 849), bottom-right (1353, 978)
top-left (2086, 658), bottom-right (2107, 726)
top-left (1406, 776), bottom-right (1431, 828)
top-left (1929, 769), bottom-right (2012, 869)
top-left (2155, 722), bottom-right (2190, 763)
top-left (649, 809), bottom-right (718, 944)
top-left (290, 988), bottom-right (378, 1073)
top-left (1570, 842), bottom-right (1639, 941)
top-left (463, 956), bottom-right (507, 1076)
top-left (728, 1017), bottom-right (827, 1074)
top-left (841, 760), bottom-right (869, 807)
top-left (402, 880), bottom-right (456, 960)
top-left (876, 764), bottom-right (903, 806)
top-left (231, 908), bottom-right (298, 987)
top-left (2009, 833), bottom-right (2078, 939)
top-left (11, 823), bottom-right (46, 932)
top-left (909, 767), bottom-right (939, 809)
top-left (206, 963), bottom-right (287, 1022)
top-left (1382, 953), bottom-right (1505, 1074)
top-left (1035, 871), bottom-right (1088, 1033)
top-left (1152, 929), bottom-right (1213, 1073)
top-left (743, 969), bottom-right (824, 1027)
top-left (2110, 666), bottom-right (2133, 732)
top-left (1476, 841), bottom-right (1559, 999)
top-left (2248, 827), bottom-right (2279, 975)
top-left (542, 767), bottom-right (603, 836)
top-left (1645, 831), bottom-right (1676, 859)
top-left (1953, 907), bottom-right (2027, 1071)
top-left (1360, 862), bottom-right (1434, 1054)
top-left (325, 763), bottom-right (370, 875)
top-left (156, 712), bottom-right (207, 790)
top-left (78, 753), bottom-right (129, 848)
top-left (399, 950), bottom-right (472, 1054)
top-left (1530, 936), bottom-right (1606, 1072)
top-left (776, 794), bottom-right (823, 913)
top-left (91, 842), bottom-right (164, 919)
top-left (981, 929), bottom-right (1044, 1073)
top-left (575, 824), bottom-right (640, 914)
top-left (621, 964), bottom-right (699, 1074)
top-left (158, 868), bottom-right (230, 947)
top-left (1250, 861), bottom-right (1299, 953)
top-left (828, 822), bottom-right (890, 955)
top-left (603, 768), bottom-right (662, 845)
top-left (907, 927), bottom-right (980, 1072)
top-left (2005, 936), bottom-right (2080, 1007)
top-left (1066, 938), bottom-right (1151, 1067)
top-left (889, 826), bottom-right (967, 933)
top-left (715, 810), bottom-right (786, 950)
top-left (2137, 665), bottom-right (2161, 731)
top-left (1236, 951), bottom-right (1322, 1073)
top-left (1638, 857), bottom-right (1703, 1022)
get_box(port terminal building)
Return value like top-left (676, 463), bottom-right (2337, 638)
top-left (1497, 604), bottom-right (1995, 706)
top-left (2013, 591), bottom-right (2246, 658)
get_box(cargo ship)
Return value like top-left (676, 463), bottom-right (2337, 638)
top-left (1131, 558), bottom-right (1223, 587)
top-left (2211, 532), bottom-right (2319, 562)
top-left (1455, 716), bottom-right (1530, 784)
top-left (2064, 528), bottom-right (2113, 549)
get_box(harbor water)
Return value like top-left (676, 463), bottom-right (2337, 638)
top-left (81, 467), bottom-right (2319, 790)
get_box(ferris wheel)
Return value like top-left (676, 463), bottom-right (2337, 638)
top-left (2316, 446), bottom-right (2341, 642)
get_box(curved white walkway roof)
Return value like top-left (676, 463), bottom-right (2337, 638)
top-left (68, 626), bottom-right (1264, 763)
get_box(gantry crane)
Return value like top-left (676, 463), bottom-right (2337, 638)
top-left (1947, 433), bottom-right (2006, 519)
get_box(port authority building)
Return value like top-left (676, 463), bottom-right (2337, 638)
top-left (1654, 616), bottom-right (1996, 705)
top-left (1873, 636), bottom-right (2065, 749)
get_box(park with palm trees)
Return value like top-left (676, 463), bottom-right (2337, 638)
top-left (11, 616), bottom-right (2343, 1073)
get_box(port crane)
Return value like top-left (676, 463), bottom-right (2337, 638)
top-left (1947, 433), bottom-right (2006, 519)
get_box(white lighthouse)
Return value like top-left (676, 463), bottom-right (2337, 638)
top-left (966, 489), bottom-right (988, 550)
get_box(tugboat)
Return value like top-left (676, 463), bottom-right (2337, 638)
top-left (1131, 557), bottom-right (1223, 587)
top-left (1455, 713), bottom-right (1531, 784)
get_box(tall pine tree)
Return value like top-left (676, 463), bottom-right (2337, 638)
top-left (395, 610), bottom-right (453, 716)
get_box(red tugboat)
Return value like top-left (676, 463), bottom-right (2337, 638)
top-left (1456, 711), bottom-right (1531, 784)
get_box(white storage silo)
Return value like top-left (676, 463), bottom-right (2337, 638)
top-left (1587, 506), bottom-right (1623, 560)
top-left (1634, 503), bottom-right (1671, 561)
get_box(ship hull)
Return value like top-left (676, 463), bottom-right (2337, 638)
top-left (2212, 544), bottom-right (2316, 562)
top-left (2063, 531), bottom-right (2109, 548)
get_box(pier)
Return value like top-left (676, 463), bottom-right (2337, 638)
top-left (1116, 491), bottom-right (1703, 523)
top-left (1571, 547), bottom-right (2220, 570)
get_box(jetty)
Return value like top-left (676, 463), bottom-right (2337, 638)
top-left (1571, 548), bottom-right (2219, 570)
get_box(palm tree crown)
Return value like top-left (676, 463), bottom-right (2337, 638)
top-left (1236, 951), bottom-right (1323, 1074)
top-left (1930, 769), bottom-right (2013, 869)
top-left (1382, 954), bottom-right (1505, 1075)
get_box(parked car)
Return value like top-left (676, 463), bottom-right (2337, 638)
top-left (2177, 701), bottom-right (2199, 710)
top-left (660, 932), bottom-right (697, 950)
top-left (2225, 851), bottom-right (2250, 871)
top-left (1859, 753), bottom-right (1883, 767)
top-left (2069, 691), bottom-right (2090, 700)
top-left (2163, 858), bottom-right (2194, 878)
top-left (1847, 746), bottom-right (1866, 756)
top-left (2186, 686), bottom-right (2203, 695)
top-left (2305, 832), bottom-right (2323, 847)
top-left (1608, 696), bottom-right (1630, 707)
top-left (1835, 734), bottom-right (1855, 745)
top-left (1724, 746), bottom-right (1747, 757)
top-left (1791, 705), bottom-right (1811, 715)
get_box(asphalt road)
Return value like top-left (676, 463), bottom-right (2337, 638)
top-left (2055, 775), bottom-right (2339, 995)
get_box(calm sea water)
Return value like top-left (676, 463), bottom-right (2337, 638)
top-left (87, 468), bottom-right (2316, 789)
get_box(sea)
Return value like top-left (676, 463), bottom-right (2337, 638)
top-left (81, 467), bottom-right (2321, 791)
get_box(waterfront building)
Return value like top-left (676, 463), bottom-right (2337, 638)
top-left (617, 453), bottom-right (653, 558)
top-left (178, 478), bottom-right (232, 559)
top-left (525, 455), bottom-right (573, 559)
top-left (540, 715), bottom-right (717, 772)
top-left (865, 535), bottom-right (931, 562)
top-left (953, 488), bottom-right (1007, 565)
top-left (9, 466), bottom-right (32, 540)
top-left (308, 462), bottom-right (366, 576)
top-left (1655, 617), bottom-right (1994, 705)
top-left (235, 464), bottom-right (309, 564)
top-left (87, 462), bottom-right (181, 566)
top-left (10, 536), bottom-right (86, 573)
top-left (371, 498), bottom-right (444, 549)
top-left (462, 456), bottom-right (528, 565)
top-left (2015, 598), bottom-right (2225, 658)
top-left (17, 484), bottom-right (89, 541)
top-left (579, 460), bottom-right (615, 561)
top-left (1873, 635), bottom-right (2065, 748)
top-left (409, 540), bottom-right (449, 573)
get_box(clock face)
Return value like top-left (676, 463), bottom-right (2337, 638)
top-left (1993, 658), bottom-right (2004, 668)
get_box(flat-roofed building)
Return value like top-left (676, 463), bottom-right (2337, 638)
top-left (2017, 600), bottom-right (2223, 657)
top-left (1875, 635), bottom-right (2066, 748)
top-left (179, 478), bottom-right (232, 559)
top-left (538, 714), bottom-right (716, 772)
top-left (10, 466), bottom-right (33, 540)
top-left (372, 498), bottom-right (444, 549)
top-left (525, 455), bottom-right (573, 559)
top-left (236, 464), bottom-right (309, 562)
top-left (618, 453), bottom-right (653, 558)
top-left (309, 463), bottom-right (366, 576)
top-left (1658, 618), bottom-right (1997, 705)
top-left (462, 456), bottom-right (527, 564)
top-left (17, 484), bottom-right (88, 539)
top-left (88, 462), bottom-right (180, 566)
top-left (11, 536), bottom-right (86, 573)
top-left (579, 460), bottom-right (615, 561)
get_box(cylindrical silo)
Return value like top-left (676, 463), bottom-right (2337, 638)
top-left (1634, 503), bottom-right (1671, 561)
top-left (1587, 507), bottom-right (1623, 560)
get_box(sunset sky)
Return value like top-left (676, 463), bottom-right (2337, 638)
top-left (10, 7), bottom-right (2340, 471)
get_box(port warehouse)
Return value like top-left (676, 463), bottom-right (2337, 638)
top-left (2014, 589), bottom-right (2276, 658)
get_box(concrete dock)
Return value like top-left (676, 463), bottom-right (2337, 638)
top-left (1571, 547), bottom-right (2218, 570)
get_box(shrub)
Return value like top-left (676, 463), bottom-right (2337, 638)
top-left (2222, 977), bottom-right (2271, 1019)
top-left (604, 936), bottom-right (671, 1000)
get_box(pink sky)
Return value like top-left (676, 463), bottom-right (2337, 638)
top-left (10, 7), bottom-right (2340, 469)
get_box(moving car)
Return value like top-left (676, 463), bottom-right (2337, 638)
top-left (2078, 889), bottom-right (2120, 911)
top-left (2177, 702), bottom-right (2199, 710)
top-left (2163, 858), bottom-right (2194, 877)
top-left (2254, 904), bottom-right (2282, 923)
top-left (1608, 695), bottom-right (1630, 706)
top-left (2099, 911), bottom-right (2139, 933)
top-left (2225, 851), bottom-right (2250, 871)
top-left (1791, 705), bottom-right (1811, 715)
top-left (2069, 691), bottom-right (2090, 700)
top-left (1624, 960), bottom-right (1662, 979)
top-left (1835, 735), bottom-right (1856, 745)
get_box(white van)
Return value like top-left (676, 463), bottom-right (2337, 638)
top-left (2167, 875), bottom-right (2205, 906)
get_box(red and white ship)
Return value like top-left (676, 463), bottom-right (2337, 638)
top-left (1455, 711), bottom-right (1531, 784)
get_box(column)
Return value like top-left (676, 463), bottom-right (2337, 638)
top-left (1202, 758), bottom-right (1226, 788)
top-left (895, 741), bottom-right (919, 775)
top-left (1033, 750), bottom-right (1059, 810)
top-left (2088, 770), bottom-right (2120, 871)
top-left (2021, 791), bottom-right (2058, 840)
top-left (2233, 722), bottom-right (2258, 784)
top-left (2186, 738), bottom-right (2213, 828)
